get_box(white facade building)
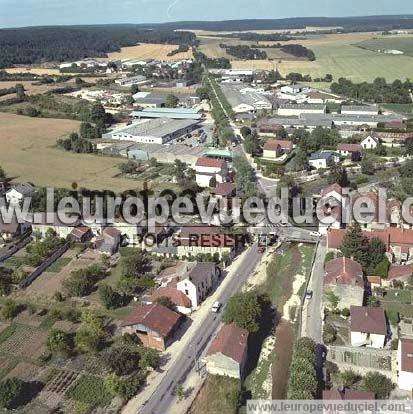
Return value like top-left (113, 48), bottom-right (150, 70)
top-left (361, 135), bottom-right (380, 150)
top-left (195, 158), bottom-right (228, 188)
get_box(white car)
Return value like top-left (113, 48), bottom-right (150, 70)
top-left (211, 301), bottom-right (222, 313)
top-left (310, 231), bottom-right (321, 238)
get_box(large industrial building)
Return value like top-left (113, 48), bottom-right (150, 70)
top-left (277, 103), bottom-right (327, 116)
top-left (220, 83), bottom-right (272, 113)
top-left (130, 107), bottom-right (202, 120)
top-left (103, 118), bottom-right (200, 144)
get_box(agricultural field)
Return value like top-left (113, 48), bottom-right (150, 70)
top-left (105, 43), bottom-right (193, 61)
top-left (0, 112), bottom-right (149, 191)
top-left (202, 32), bottom-right (413, 82)
top-left (4, 67), bottom-right (62, 76)
top-left (356, 35), bottom-right (413, 57)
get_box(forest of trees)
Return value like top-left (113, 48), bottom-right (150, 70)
top-left (214, 32), bottom-right (293, 42)
top-left (0, 26), bottom-right (198, 68)
top-left (219, 44), bottom-right (268, 60)
top-left (167, 44), bottom-right (190, 56)
top-left (280, 44), bottom-right (316, 60)
top-left (331, 77), bottom-right (411, 103)
top-left (193, 51), bottom-right (231, 69)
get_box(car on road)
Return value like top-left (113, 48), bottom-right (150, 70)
top-left (305, 289), bottom-right (313, 299)
top-left (310, 231), bottom-right (321, 237)
top-left (211, 301), bottom-right (222, 313)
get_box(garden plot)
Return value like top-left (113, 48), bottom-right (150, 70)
top-left (4, 362), bottom-right (41, 382)
top-left (0, 324), bottom-right (48, 360)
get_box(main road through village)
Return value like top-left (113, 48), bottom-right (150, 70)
top-left (128, 79), bottom-right (322, 414)
top-left (136, 243), bottom-right (261, 414)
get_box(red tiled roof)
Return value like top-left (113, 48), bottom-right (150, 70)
top-left (121, 303), bottom-right (181, 337)
top-left (263, 139), bottom-right (293, 152)
top-left (206, 323), bottom-right (248, 363)
top-left (196, 157), bottom-right (225, 169)
top-left (213, 182), bottom-right (235, 197)
top-left (320, 183), bottom-right (343, 197)
top-left (151, 282), bottom-right (192, 308)
top-left (103, 226), bottom-right (121, 239)
top-left (327, 228), bottom-right (413, 251)
top-left (350, 306), bottom-right (387, 335)
top-left (71, 226), bottom-right (91, 238)
top-left (388, 264), bottom-right (413, 280)
top-left (324, 257), bottom-right (363, 286)
top-left (351, 192), bottom-right (389, 222)
top-left (366, 276), bottom-right (382, 286)
top-left (338, 143), bottom-right (362, 152)
top-left (400, 338), bottom-right (413, 373)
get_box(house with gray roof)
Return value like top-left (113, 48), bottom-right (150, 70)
top-left (308, 151), bottom-right (341, 170)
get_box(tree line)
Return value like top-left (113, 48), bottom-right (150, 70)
top-left (331, 77), bottom-right (411, 103)
top-left (0, 27), bottom-right (198, 68)
top-left (219, 44), bottom-right (268, 60)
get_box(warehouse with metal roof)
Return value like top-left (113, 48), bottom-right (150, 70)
top-left (102, 117), bottom-right (200, 144)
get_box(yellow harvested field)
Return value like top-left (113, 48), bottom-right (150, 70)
top-left (105, 43), bottom-right (193, 61)
top-left (4, 67), bottom-right (61, 76)
top-left (0, 113), bottom-right (142, 192)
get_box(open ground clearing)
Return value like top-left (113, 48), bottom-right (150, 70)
top-left (105, 43), bottom-right (193, 61)
top-left (0, 112), bottom-right (149, 191)
top-left (356, 35), bottom-right (413, 57)
top-left (204, 32), bottom-right (413, 82)
top-left (4, 68), bottom-right (62, 76)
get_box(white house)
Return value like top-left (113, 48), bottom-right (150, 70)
top-left (6, 183), bottom-right (36, 205)
top-left (350, 306), bottom-right (387, 349)
top-left (361, 134), bottom-right (380, 150)
top-left (280, 84), bottom-right (307, 95)
top-left (195, 157), bottom-right (228, 188)
top-left (176, 262), bottom-right (220, 309)
top-left (318, 183), bottom-right (344, 235)
top-left (308, 151), bottom-right (340, 170)
top-left (397, 338), bottom-right (413, 391)
top-left (205, 323), bottom-right (249, 379)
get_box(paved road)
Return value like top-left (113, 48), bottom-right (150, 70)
top-left (139, 244), bottom-right (261, 414)
top-left (302, 239), bottom-right (326, 343)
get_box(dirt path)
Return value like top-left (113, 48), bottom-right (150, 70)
top-left (271, 321), bottom-right (295, 399)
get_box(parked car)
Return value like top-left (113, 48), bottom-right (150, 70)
top-left (211, 301), bottom-right (222, 313)
top-left (305, 289), bottom-right (313, 299)
top-left (310, 231), bottom-right (321, 238)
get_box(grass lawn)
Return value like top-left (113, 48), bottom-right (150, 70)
top-left (384, 289), bottom-right (411, 304)
top-left (230, 32), bottom-right (413, 82)
top-left (382, 103), bottom-right (413, 116)
top-left (46, 257), bottom-right (72, 273)
top-left (356, 35), bottom-right (413, 58)
top-left (66, 375), bottom-right (112, 412)
top-left (0, 112), bottom-right (161, 192)
top-left (188, 375), bottom-right (240, 414)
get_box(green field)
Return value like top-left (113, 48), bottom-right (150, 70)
top-left (356, 36), bottom-right (413, 58)
top-left (226, 32), bottom-right (413, 82)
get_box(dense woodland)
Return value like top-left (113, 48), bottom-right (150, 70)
top-left (0, 27), bottom-right (198, 68)
top-left (280, 44), bottom-right (315, 60)
top-left (331, 77), bottom-right (412, 103)
top-left (214, 33), bottom-right (293, 41)
top-left (152, 15), bottom-right (413, 32)
top-left (219, 44), bottom-right (268, 60)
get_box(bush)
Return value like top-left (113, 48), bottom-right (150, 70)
top-left (2, 300), bottom-right (18, 319)
top-left (0, 378), bottom-right (25, 409)
top-left (323, 324), bottom-right (337, 344)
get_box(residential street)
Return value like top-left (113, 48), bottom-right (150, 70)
top-left (122, 243), bottom-right (262, 414)
top-left (301, 238), bottom-right (326, 343)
